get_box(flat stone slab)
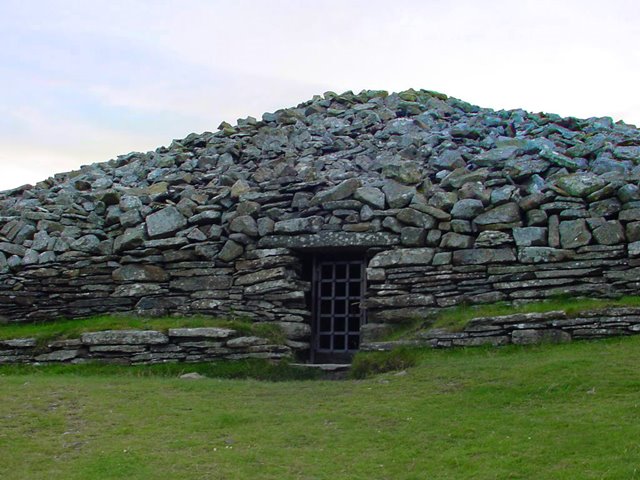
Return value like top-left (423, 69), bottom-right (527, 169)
top-left (168, 328), bottom-right (235, 339)
top-left (81, 330), bottom-right (169, 345)
top-left (259, 231), bottom-right (399, 249)
top-left (291, 363), bottom-right (351, 372)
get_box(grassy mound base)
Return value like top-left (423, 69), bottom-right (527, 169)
top-left (2, 336), bottom-right (640, 479)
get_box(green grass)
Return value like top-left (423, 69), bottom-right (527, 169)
top-left (0, 314), bottom-right (286, 345)
top-left (431, 295), bottom-right (640, 332)
top-left (2, 336), bottom-right (640, 479)
top-left (0, 359), bottom-right (321, 382)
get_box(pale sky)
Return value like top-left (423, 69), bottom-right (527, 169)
top-left (1, 0), bottom-right (638, 191)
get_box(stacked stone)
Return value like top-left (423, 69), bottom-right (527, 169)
top-left (1, 89), bottom-right (640, 348)
top-left (362, 306), bottom-right (640, 350)
top-left (0, 327), bottom-right (290, 365)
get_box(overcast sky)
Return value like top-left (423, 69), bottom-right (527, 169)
top-left (1, 0), bottom-right (638, 191)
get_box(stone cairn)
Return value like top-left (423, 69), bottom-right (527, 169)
top-left (1, 89), bottom-right (640, 358)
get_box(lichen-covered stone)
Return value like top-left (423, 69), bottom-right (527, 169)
top-left (146, 206), bottom-right (187, 239)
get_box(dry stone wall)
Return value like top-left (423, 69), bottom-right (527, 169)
top-left (362, 307), bottom-right (640, 351)
top-left (0, 328), bottom-right (290, 365)
top-left (2, 89), bottom-right (640, 352)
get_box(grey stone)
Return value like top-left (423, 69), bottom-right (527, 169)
top-left (618, 184), bottom-right (640, 203)
top-left (235, 267), bottom-right (288, 286)
top-left (440, 232), bottom-right (473, 249)
top-left (70, 235), bottom-right (101, 254)
top-left (512, 227), bottom-right (547, 247)
top-left (229, 215), bottom-right (259, 237)
top-left (555, 173), bottom-right (606, 197)
top-left (474, 146), bottom-right (520, 166)
top-left (0, 242), bottom-right (27, 256)
top-left (274, 216), bottom-right (323, 234)
top-left (512, 329), bottom-right (571, 345)
top-left (112, 283), bottom-right (163, 297)
top-left (35, 350), bottom-right (80, 362)
top-left (146, 206), bottom-right (187, 239)
top-left (559, 219), bottom-right (592, 249)
top-left (112, 264), bottom-right (169, 283)
top-left (227, 336), bottom-right (268, 348)
top-left (120, 209), bottom-right (143, 228)
top-left (311, 179), bottom-right (360, 205)
top-left (274, 322), bottom-right (311, 340)
top-left (81, 330), bottom-right (169, 345)
top-left (590, 198), bottom-right (621, 218)
top-left (0, 338), bottom-right (36, 348)
top-left (592, 221), bottom-right (625, 245)
top-left (170, 276), bottom-right (232, 292)
top-left (382, 180), bottom-right (415, 208)
top-left (354, 187), bottom-right (386, 209)
top-left (452, 248), bottom-right (516, 265)
top-left (626, 222), bottom-right (640, 242)
top-left (188, 210), bottom-right (222, 225)
top-left (396, 208), bottom-right (436, 228)
top-left (474, 230), bottom-right (513, 248)
top-left (259, 231), bottom-right (399, 249)
top-left (473, 203), bottom-right (520, 227)
top-left (400, 227), bottom-right (426, 246)
top-left (517, 247), bottom-right (572, 263)
top-left (168, 328), bottom-right (235, 338)
top-left (451, 199), bottom-right (484, 219)
top-left (180, 372), bottom-right (206, 380)
top-left (369, 247), bottom-right (435, 267)
top-left (432, 252), bottom-right (452, 265)
top-left (218, 240), bottom-right (244, 262)
top-left (257, 217), bottom-right (275, 236)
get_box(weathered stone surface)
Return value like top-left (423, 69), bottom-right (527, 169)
top-left (592, 221), bottom-right (625, 245)
top-left (473, 203), bottom-right (520, 227)
top-left (451, 199), bottom-right (484, 219)
top-left (517, 247), bottom-right (572, 263)
top-left (229, 215), bottom-right (259, 237)
top-left (170, 276), bottom-right (232, 292)
top-left (188, 210), bottom-right (222, 225)
top-left (274, 216), bottom-right (323, 234)
top-left (555, 173), bottom-right (606, 198)
top-left (235, 267), bottom-right (288, 286)
top-left (259, 231), bottom-right (399, 249)
top-left (382, 180), bottom-right (415, 208)
top-left (474, 230), bottom-right (513, 248)
top-left (311, 179), bottom-right (360, 205)
top-left (452, 248), bottom-right (516, 265)
top-left (35, 350), bottom-right (80, 362)
top-left (226, 336), bottom-right (268, 348)
top-left (511, 329), bottom-right (571, 345)
top-left (112, 264), bottom-right (169, 282)
top-left (440, 232), bottom-right (473, 249)
top-left (559, 219), bottom-right (592, 249)
top-left (146, 206), bottom-right (187, 239)
top-left (369, 248), bottom-right (435, 267)
top-left (81, 330), bottom-right (169, 345)
top-left (354, 187), bottom-right (385, 209)
top-left (218, 240), bottom-right (244, 262)
top-left (168, 328), bottom-right (235, 338)
top-left (396, 208), bottom-right (436, 228)
top-left (274, 322), bottom-right (311, 340)
top-left (513, 227), bottom-right (547, 247)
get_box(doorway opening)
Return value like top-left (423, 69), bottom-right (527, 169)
top-left (309, 254), bottom-right (367, 363)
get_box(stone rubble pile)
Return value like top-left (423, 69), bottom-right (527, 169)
top-left (1, 88), bottom-right (640, 351)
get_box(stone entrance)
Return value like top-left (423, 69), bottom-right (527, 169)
top-left (311, 255), bottom-right (366, 363)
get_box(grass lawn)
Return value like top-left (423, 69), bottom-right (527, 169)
top-left (2, 337), bottom-right (640, 479)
